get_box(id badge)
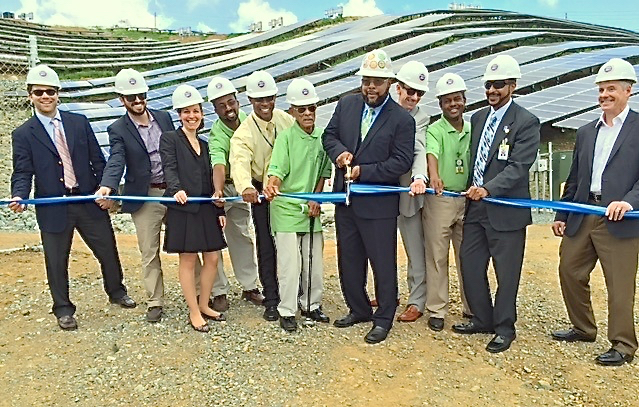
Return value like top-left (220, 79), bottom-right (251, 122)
top-left (455, 158), bottom-right (464, 174)
top-left (498, 139), bottom-right (509, 160)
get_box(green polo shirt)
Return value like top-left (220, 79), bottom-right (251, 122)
top-left (208, 110), bottom-right (248, 180)
top-left (268, 123), bottom-right (331, 233)
top-left (425, 117), bottom-right (471, 192)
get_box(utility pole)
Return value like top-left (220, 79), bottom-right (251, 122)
top-left (154, 12), bottom-right (157, 30)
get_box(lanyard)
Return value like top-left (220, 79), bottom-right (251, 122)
top-left (252, 116), bottom-right (276, 149)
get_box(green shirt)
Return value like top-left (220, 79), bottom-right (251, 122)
top-left (208, 110), bottom-right (248, 180)
top-left (268, 123), bottom-right (331, 233)
top-left (425, 117), bottom-right (471, 192)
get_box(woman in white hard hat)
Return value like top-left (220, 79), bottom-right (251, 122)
top-left (159, 84), bottom-right (227, 333)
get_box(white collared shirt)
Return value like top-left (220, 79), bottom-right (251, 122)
top-left (480, 98), bottom-right (513, 137)
top-left (590, 104), bottom-right (630, 193)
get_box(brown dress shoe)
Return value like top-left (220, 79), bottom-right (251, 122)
top-left (397, 305), bottom-right (423, 322)
top-left (212, 295), bottom-right (229, 312)
top-left (242, 289), bottom-right (265, 306)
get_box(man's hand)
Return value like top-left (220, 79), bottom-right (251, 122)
top-left (429, 176), bottom-right (444, 195)
top-left (350, 165), bottom-right (361, 181)
top-left (605, 201), bottom-right (633, 221)
top-left (8, 197), bottom-right (25, 213)
top-left (212, 190), bottom-right (225, 208)
top-left (174, 190), bottom-right (188, 205)
top-left (263, 177), bottom-right (282, 202)
top-left (95, 186), bottom-right (114, 210)
top-left (409, 178), bottom-right (426, 196)
top-left (336, 151), bottom-right (353, 168)
top-left (551, 221), bottom-right (566, 237)
top-left (241, 187), bottom-right (260, 204)
top-left (465, 186), bottom-right (489, 201)
top-left (308, 201), bottom-right (321, 217)
top-left (218, 215), bottom-right (226, 229)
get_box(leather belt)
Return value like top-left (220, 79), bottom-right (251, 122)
top-left (150, 182), bottom-right (167, 189)
top-left (589, 192), bottom-right (602, 203)
top-left (65, 187), bottom-right (81, 196)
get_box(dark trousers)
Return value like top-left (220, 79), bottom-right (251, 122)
top-left (460, 201), bottom-right (526, 338)
top-left (335, 205), bottom-right (398, 330)
top-left (250, 180), bottom-right (279, 308)
top-left (40, 203), bottom-right (127, 318)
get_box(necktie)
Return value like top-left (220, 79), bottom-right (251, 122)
top-left (472, 113), bottom-right (498, 187)
top-left (361, 107), bottom-right (374, 140)
top-left (52, 118), bottom-right (77, 189)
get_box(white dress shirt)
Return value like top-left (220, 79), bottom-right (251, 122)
top-left (591, 104), bottom-right (630, 194)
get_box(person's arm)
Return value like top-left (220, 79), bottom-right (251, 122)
top-left (84, 116), bottom-right (107, 183)
top-left (159, 132), bottom-right (182, 197)
top-left (229, 125), bottom-right (257, 202)
top-left (264, 132), bottom-right (290, 200)
top-left (99, 123), bottom-right (126, 192)
top-left (9, 129), bottom-right (33, 213)
top-left (322, 99), bottom-right (352, 168)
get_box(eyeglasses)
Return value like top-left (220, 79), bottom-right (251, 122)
top-left (30, 89), bottom-right (57, 97)
top-left (401, 85), bottom-right (425, 97)
top-left (252, 95), bottom-right (275, 103)
top-left (295, 105), bottom-right (317, 114)
top-left (361, 78), bottom-right (387, 87)
top-left (484, 80), bottom-right (511, 90)
top-left (122, 93), bottom-right (147, 103)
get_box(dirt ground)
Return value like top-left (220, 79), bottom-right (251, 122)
top-left (0, 226), bottom-right (637, 406)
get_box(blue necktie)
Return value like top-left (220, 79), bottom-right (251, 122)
top-left (472, 113), bottom-right (498, 187)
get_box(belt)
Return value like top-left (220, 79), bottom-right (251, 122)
top-left (65, 187), bottom-right (81, 196)
top-left (150, 182), bottom-right (167, 189)
top-left (589, 192), bottom-right (602, 203)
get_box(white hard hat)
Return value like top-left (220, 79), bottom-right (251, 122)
top-left (286, 78), bottom-right (319, 105)
top-left (396, 61), bottom-right (429, 92)
top-left (114, 68), bottom-right (149, 95)
top-left (207, 76), bottom-right (237, 101)
top-left (435, 73), bottom-right (467, 97)
top-left (245, 70), bottom-right (277, 98)
top-left (595, 58), bottom-right (637, 84)
top-left (482, 55), bottom-right (521, 81)
top-left (26, 64), bottom-right (60, 88)
top-left (172, 84), bottom-right (205, 110)
top-left (356, 49), bottom-right (395, 78)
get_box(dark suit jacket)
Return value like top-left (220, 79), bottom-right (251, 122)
top-left (11, 111), bottom-right (106, 233)
top-left (100, 109), bottom-right (175, 213)
top-left (468, 101), bottom-right (540, 231)
top-left (159, 128), bottom-right (219, 215)
top-left (322, 94), bottom-right (415, 219)
top-left (555, 109), bottom-right (639, 238)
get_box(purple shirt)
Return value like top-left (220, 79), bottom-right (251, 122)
top-left (129, 111), bottom-right (164, 184)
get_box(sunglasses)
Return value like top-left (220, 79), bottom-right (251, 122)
top-left (30, 89), bottom-right (57, 97)
top-left (401, 85), bottom-right (425, 97)
top-left (295, 105), bottom-right (317, 114)
top-left (484, 80), bottom-right (511, 90)
top-left (122, 93), bottom-right (147, 103)
top-left (252, 95), bottom-right (275, 103)
top-left (362, 78), bottom-right (387, 87)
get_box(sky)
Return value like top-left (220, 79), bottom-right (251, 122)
top-left (3, 0), bottom-right (638, 34)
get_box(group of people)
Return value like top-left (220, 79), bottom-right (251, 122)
top-left (9, 48), bottom-right (639, 366)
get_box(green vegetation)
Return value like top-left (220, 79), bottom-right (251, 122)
top-left (107, 28), bottom-right (174, 42)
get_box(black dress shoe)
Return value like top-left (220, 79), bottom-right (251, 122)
top-left (551, 328), bottom-right (596, 343)
top-left (110, 294), bottom-right (137, 308)
top-left (212, 295), bottom-right (229, 312)
top-left (595, 348), bottom-right (634, 366)
top-left (146, 306), bottom-right (163, 323)
top-left (428, 317), bottom-right (444, 332)
top-left (263, 306), bottom-right (279, 321)
top-left (486, 334), bottom-right (515, 353)
top-left (333, 313), bottom-right (372, 328)
top-left (452, 321), bottom-right (494, 335)
top-left (57, 315), bottom-right (77, 331)
top-left (365, 326), bottom-right (389, 344)
top-left (301, 308), bottom-right (330, 323)
top-left (280, 316), bottom-right (298, 332)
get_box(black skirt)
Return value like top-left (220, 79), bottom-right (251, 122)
top-left (164, 203), bottom-right (226, 253)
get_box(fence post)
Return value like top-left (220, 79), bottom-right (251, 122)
top-left (28, 35), bottom-right (39, 67)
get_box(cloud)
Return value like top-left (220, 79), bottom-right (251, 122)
top-left (538, 0), bottom-right (559, 6)
top-left (187, 0), bottom-right (218, 13)
top-left (196, 22), bottom-right (216, 33)
top-left (229, 0), bottom-right (298, 32)
top-left (16, 0), bottom-right (174, 29)
top-left (339, 0), bottom-right (384, 17)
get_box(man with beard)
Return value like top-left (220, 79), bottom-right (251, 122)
top-left (322, 49), bottom-right (415, 344)
top-left (97, 68), bottom-right (175, 323)
top-left (207, 76), bottom-right (262, 312)
top-left (229, 70), bottom-right (295, 322)
top-left (452, 55), bottom-right (540, 353)
top-left (423, 73), bottom-right (472, 332)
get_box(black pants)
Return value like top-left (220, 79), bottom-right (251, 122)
top-left (335, 205), bottom-right (398, 330)
top-left (460, 201), bottom-right (526, 338)
top-left (40, 203), bottom-right (127, 317)
top-left (251, 180), bottom-right (279, 308)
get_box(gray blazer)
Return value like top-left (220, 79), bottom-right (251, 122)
top-left (399, 106), bottom-right (429, 217)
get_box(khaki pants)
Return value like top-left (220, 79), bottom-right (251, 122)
top-left (423, 194), bottom-right (470, 318)
top-left (212, 183), bottom-right (259, 296)
top-left (274, 232), bottom-right (324, 317)
top-left (559, 214), bottom-right (639, 355)
top-left (398, 210), bottom-right (427, 312)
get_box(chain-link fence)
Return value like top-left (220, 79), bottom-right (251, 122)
top-left (1, 34), bottom-right (35, 110)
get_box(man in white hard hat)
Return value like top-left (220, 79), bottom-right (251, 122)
top-left (10, 65), bottom-right (136, 331)
top-left (229, 70), bottom-right (295, 322)
top-left (423, 73), bottom-right (472, 332)
top-left (263, 78), bottom-right (332, 332)
top-left (207, 76), bottom-right (263, 312)
top-left (551, 58), bottom-right (639, 366)
top-left (452, 55), bottom-right (540, 353)
top-left (96, 68), bottom-right (176, 323)
top-left (323, 49), bottom-right (415, 344)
